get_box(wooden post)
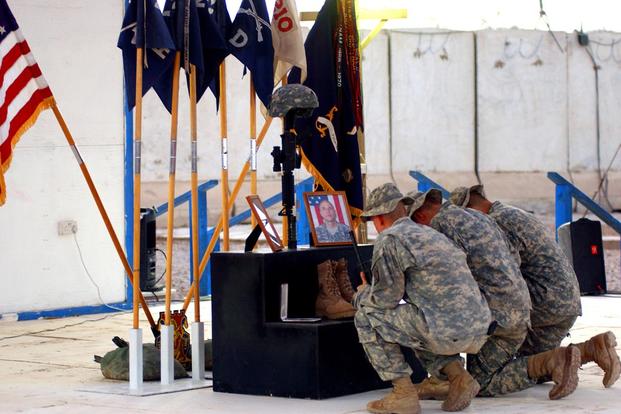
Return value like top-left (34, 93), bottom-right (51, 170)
top-left (279, 77), bottom-right (288, 244)
top-left (164, 52), bottom-right (181, 326)
top-left (220, 62), bottom-right (230, 251)
top-left (249, 78), bottom-right (257, 227)
top-left (189, 64), bottom-right (201, 322)
top-left (132, 47), bottom-right (144, 330)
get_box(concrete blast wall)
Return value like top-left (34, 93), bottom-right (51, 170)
top-left (361, 29), bottom-right (621, 176)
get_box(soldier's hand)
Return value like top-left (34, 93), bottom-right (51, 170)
top-left (357, 273), bottom-right (368, 292)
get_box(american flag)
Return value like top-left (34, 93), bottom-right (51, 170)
top-left (307, 193), bottom-right (348, 226)
top-left (0, 0), bottom-right (53, 206)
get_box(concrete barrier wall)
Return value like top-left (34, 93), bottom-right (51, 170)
top-left (389, 30), bottom-right (475, 173)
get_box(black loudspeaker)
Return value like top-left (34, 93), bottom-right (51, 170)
top-left (570, 218), bottom-right (606, 295)
top-left (139, 208), bottom-right (157, 292)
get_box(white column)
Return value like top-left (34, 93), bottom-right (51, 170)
top-left (129, 328), bottom-right (143, 392)
top-left (191, 322), bottom-right (205, 382)
top-left (160, 325), bottom-right (175, 385)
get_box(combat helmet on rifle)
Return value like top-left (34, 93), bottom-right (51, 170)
top-left (268, 84), bottom-right (318, 119)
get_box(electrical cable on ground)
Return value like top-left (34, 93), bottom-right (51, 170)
top-left (0, 313), bottom-right (123, 342)
top-left (153, 249), bottom-right (168, 288)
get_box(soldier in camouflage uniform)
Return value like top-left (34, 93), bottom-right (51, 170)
top-left (451, 185), bottom-right (620, 388)
top-left (409, 189), bottom-right (581, 400)
top-left (355, 183), bottom-right (493, 413)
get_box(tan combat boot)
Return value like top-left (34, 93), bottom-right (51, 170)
top-left (367, 376), bottom-right (421, 414)
top-left (414, 376), bottom-right (449, 400)
top-left (333, 258), bottom-right (356, 303)
top-left (573, 331), bottom-right (620, 388)
top-left (440, 361), bottom-right (480, 412)
top-left (527, 345), bottom-right (581, 400)
top-left (315, 259), bottom-right (356, 319)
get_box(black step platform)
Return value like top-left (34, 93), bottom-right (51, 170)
top-left (211, 246), bottom-right (426, 399)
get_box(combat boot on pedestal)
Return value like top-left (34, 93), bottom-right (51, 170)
top-left (414, 376), bottom-right (449, 400)
top-left (573, 331), bottom-right (620, 388)
top-left (367, 376), bottom-right (421, 414)
top-left (333, 258), bottom-right (356, 303)
top-left (440, 360), bottom-right (480, 412)
top-left (527, 345), bottom-right (581, 400)
top-left (315, 259), bottom-right (356, 319)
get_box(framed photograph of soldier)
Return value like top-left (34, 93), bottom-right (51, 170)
top-left (303, 191), bottom-right (354, 246)
top-left (245, 195), bottom-right (284, 252)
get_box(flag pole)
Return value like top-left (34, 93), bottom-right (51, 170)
top-left (128, 45), bottom-right (145, 391)
top-left (279, 77), bottom-right (288, 245)
top-left (132, 47), bottom-right (144, 332)
top-left (182, 117), bottom-right (273, 311)
top-left (164, 52), bottom-right (181, 328)
top-left (249, 77), bottom-right (257, 227)
top-left (49, 102), bottom-right (157, 333)
top-left (219, 61), bottom-right (230, 251)
top-left (159, 51), bottom-right (181, 386)
top-left (188, 64), bottom-right (201, 323)
top-left (188, 63), bottom-right (206, 380)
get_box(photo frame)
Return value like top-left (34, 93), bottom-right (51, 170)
top-left (303, 191), bottom-right (354, 246)
top-left (246, 195), bottom-right (284, 252)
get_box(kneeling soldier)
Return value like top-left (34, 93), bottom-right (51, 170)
top-left (410, 189), bottom-right (580, 400)
top-left (355, 183), bottom-right (493, 413)
top-left (451, 185), bottom-right (620, 388)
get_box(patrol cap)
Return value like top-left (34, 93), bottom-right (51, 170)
top-left (405, 189), bottom-right (443, 217)
top-left (267, 84), bottom-right (319, 118)
top-left (449, 185), bottom-right (486, 207)
top-left (361, 183), bottom-right (413, 219)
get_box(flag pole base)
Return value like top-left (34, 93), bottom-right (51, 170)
top-left (160, 325), bottom-right (174, 385)
top-left (191, 322), bottom-right (205, 382)
top-left (129, 328), bottom-right (143, 393)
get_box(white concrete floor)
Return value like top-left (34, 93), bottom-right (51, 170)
top-left (1, 297), bottom-right (620, 413)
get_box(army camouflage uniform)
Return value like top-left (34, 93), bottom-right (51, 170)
top-left (315, 222), bottom-right (351, 243)
top-left (353, 216), bottom-right (492, 382)
top-left (426, 201), bottom-right (533, 396)
top-left (450, 186), bottom-right (582, 356)
top-left (487, 201), bottom-right (582, 356)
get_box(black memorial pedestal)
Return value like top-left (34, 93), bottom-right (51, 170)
top-left (211, 246), bottom-right (425, 399)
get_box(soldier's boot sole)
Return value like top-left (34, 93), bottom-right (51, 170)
top-left (441, 375), bottom-right (480, 412)
top-left (600, 332), bottom-right (620, 388)
top-left (549, 346), bottom-right (581, 400)
top-left (366, 398), bottom-right (421, 414)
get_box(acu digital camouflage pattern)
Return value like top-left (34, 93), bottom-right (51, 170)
top-left (353, 217), bottom-right (491, 381)
top-left (267, 83), bottom-right (318, 117)
top-left (430, 202), bottom-right (532, 331)
top-left (428, 202), bottom-right (540, 396)
top-left (314, 221), bottom-right (351, 243)
top-left (361, 182), bottom-right (413, 218)
top-left (488, 201), bottom-right (581, 352)
top-left (449, 185), bottom-right (485, 209)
